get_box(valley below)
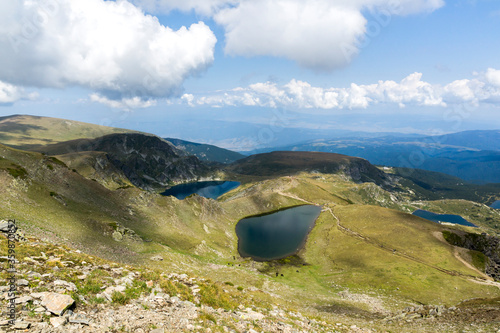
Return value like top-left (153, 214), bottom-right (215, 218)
top-left (0, 115), bottom-right (500, 332)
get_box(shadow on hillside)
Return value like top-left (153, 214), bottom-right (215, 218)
top-left (316, 303), bottom-right (385, 320)
top-left (0, 121), bottom-right (45, 134)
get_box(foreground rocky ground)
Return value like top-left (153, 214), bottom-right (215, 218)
top-left (0, 227), bottom-right (499, 332)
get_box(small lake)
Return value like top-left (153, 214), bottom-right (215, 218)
top-left (412, 209), bottom-right (477, 227)
top-left (490, 200), bottom-right (500, 209)
top-left (235, 205), bottom-right (322, 261)
top-left (161, 181), bottom-right (240, 200)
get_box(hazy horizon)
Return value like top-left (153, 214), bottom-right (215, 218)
top-left (1, 1), bottom-right (500, 150)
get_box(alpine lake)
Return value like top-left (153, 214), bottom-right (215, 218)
top-left (160, 181), bottom-right (241, 200)
top-left (412, 209), bottom-right (477, 227)
top-left (235, 205), bottom-right (322, 261)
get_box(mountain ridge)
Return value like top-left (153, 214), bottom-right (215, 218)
top-left (165, 137), bottom-right (245, 164)
top-left (246, 130), bottom-right (500, 183)
top-left (32, 133), bottom-right (214, 190)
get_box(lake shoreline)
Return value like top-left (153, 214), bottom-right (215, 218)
top-left (236, 205), bottom-right (322, 262)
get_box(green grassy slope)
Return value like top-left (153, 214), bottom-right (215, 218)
top-left (1, 142), bottom-right (499, 329)
top-left (227, 151), bottom-right (389, 185)
top-left (0, 114), bottom-right (137, 149)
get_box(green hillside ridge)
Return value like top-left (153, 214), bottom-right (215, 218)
top-left (0, 114), bottom-right (244, 165)
top-left (1, 142), bottom-right (500, 332)
top-left (32, 133), bottom-right (215, 191)
top-left (226, 151), bottom-right (390, 186)
top-left (252, 132), bottom-right (500, 184)
top-left (0, 114), bottom-right (138, 149)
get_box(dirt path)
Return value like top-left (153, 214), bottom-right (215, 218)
top-left (432, 231), bottom-right (492, 280)
top-left (324, 206), bottom-right (491, 282)
top-left (275, 190), bottom-right (500, 289)
top-left (276, 190), bottom-right (313, 205)
top-left (432, 231), bottom-right (500, 289)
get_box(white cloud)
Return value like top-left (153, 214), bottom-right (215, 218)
top-left (90, 94), bottom-right (157, 110)
top-left (443, 79), bottom-right (484, 103)
top-left (131, 0), bottom-right (236, 16)
top-left (131, 0), bottom-right (444, 71)
top-left (0, 0), bottom-right (216, 101)
top-left (485, 68), bottom-right (500, 87)
top-left (177, 69), bottom-right (500, 110)
top-left (215, 1), bottom-right (367, 71)
top-left (443, 69), bottom-right (500, 105)
top-left (0, 81), bottom-right (37, 105)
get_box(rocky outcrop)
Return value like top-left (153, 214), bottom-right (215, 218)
top-left (109, 223), bottom-right (142, 243)
top-left (37, 133), bottom-right (214, 191)
top-left (443, 230), bottom-right (500, 281)
top-left (0, 233), bottom-right (340, 333)
top-left (384, 305), bottom-right (456, 322)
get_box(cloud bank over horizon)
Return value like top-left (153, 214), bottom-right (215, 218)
top-left (0, 0), bottom-right (447, 107)
top-left (179, 69), bottom-right (500, 111)
top-left (0, 0), bottom-right (216, 105)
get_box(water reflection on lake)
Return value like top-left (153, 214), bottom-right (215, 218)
top-left (236, 205), bottom-right (322, 261)
top-left (161, 181), bottom-right (240, 200)
top-left (491, 200), bottom-right (500, 209)
top-left (412, 209), bottom-right (477, 227)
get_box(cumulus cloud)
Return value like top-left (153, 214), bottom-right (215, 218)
top-left (215, 1), bottom-right (366, 71)
top-left (178, 69), bottom-right (500, 110)
top-left (0, 81), bottom-right (37, 105)
top-left (136, 0), bottom-right (443, 71)
top-left (215, 0), bottom-right (445, 70)
top-left (443, 68), bottom-right (500, 105)
top-left (89, 94), bottom-right (157, 110)
top-left (0, 0), bottom-right (216, 102)
top-left (485, 68), bottom-right (500, 87)
top-left (131, 0), bottom-right (236, 16)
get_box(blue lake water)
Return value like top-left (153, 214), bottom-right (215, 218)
top-left (235, 205), bottom-right (322, 261)
top-left (412, 209), bottom-right (477, 227)
top-left (490, 200), bottom-right (500, 209)
top-left (160, 181), bottom-right (240, 200)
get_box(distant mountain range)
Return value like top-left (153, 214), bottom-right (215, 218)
top-left (1, 113), bottom-right (500, 324)
top-left (248, 130), bottom-right (500, 184)
top-left (2, 114), bottom-right (500, 184)
top-left (164, 137), bottom-right (244, 164)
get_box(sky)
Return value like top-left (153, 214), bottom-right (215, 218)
top-left (0, 0), bottom-right (499, 150)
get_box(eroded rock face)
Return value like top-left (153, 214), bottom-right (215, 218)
top-left (444, 231), bottom-right (500, 281)
top-left (38, 133), bottom-right (213, 191)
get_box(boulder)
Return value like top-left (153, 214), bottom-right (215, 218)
top-left (54, 280), bottom-right (77, 291)
top-left (17, 279), bottom-right (29, 286)
top-left (69, 313), bottom-right (90, 325)
top-left (12, 322), bottom-right (30, 330)
top-left (39, 292), bottom-right (75, 316)
top-left (15, 296), bottom-right (32, 304)
top-left (50, 317), bottom-right (67, 328)
top-left (0, 222), bottom-right (16, 232)
top-left (112, 231), bottom-right (123, 241)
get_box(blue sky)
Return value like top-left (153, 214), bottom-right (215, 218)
top-left (1, 0), bottom-right (499, 150)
